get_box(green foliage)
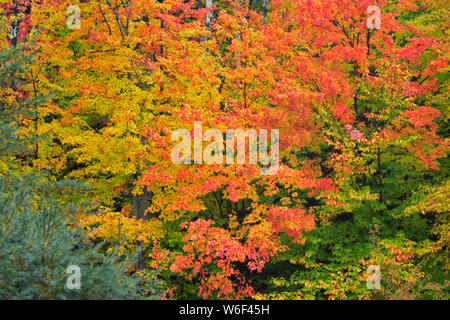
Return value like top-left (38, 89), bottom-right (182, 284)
top-left (0, 174), bottom-right (140, 299)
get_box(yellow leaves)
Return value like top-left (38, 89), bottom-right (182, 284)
top-left (0, 160), bottom-right (8, 175)
top-left (78, 206), bottom-right (164, 255)
top-left (363, 238), bottom-right (442, 296)
top-left (279, 196), bottom-right (292, 206)
top-left (102, 126), bottom-right (121, 138)
top-left (404, 181), bottom-right (450, 263)
top-left (418, 181), bottom-right (450, 215)
top-left (228, 214), bottom-right (240, 232)
top-left (348, 188), bottom-right (379, 202)
top-left (243, 204), bottom-right (267, 226)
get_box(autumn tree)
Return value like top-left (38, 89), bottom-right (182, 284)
top-left (4, 0), bottom-right (447, 300)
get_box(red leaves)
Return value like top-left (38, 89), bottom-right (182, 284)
top-left (398, 106), bottom-right (448, 170)
top-left (267, 207), bottom-right (315, 244)
top-left (345, 124), bottom-right (363, 141)
top-left (334, 101), bottom-right (356, 123)
top-left (166, 204), bottom-right (316, 298)
top-left (170, 219), bottom-right (253, 299)
top-left (166, 217), bottom-right (290, 298)
top-left (396, 37), bottom-right (435, 66)
top-left (402, 107), bottom-right (441, 129)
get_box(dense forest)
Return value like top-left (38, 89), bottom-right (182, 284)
top-left (0, 0), bottom-right (448, 300)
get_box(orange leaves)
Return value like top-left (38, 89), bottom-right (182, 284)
top-left (402, 106), bottom-right (441, 129)
top-left (162, 218), bottom-right (285, 299)
top-left (226, 177), bottom-right (253, 203)
top-left (168, 219), bottom-right (253, 299)
top-left (245, 220), bottom-right (286, 272)
top-left (396, 106), bottom-right (449, 169)
top-left (164, 203), bottom-right (316, 299)
top-left (267, 206), bottom-right (315, 244)
top-left (333, 101), bottom-right (356, 124)
top-left (180, 220), bottom-right (248, 264)
top-left (396, 37), bottom-right (436, 66)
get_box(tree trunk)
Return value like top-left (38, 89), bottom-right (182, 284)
top-left (201, 0), bottom-right (214, 42)
top-left (205, 0), bottom-right (213, 31)
top-left (136, 136), bottom-right (149, 269)
top-left (141, 187), bottom-right (148, 221)
top-left (235, 0), bottom-right (241, 41)
top-left (10, 20), bottom-right (18, 47)
top-left (261, 0), bottom-right (269, 25)
top-left (9, 3), bottom-right (20, 47)
top-left (140, 136), bottom-right (149, 220)
top-left (133, 193), bottom-right (139, 219)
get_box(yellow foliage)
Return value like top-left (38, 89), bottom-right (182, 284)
top-left (77, 206), bottom-right (164, 255)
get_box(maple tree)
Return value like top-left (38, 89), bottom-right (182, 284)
top-left (0, 0), bottom-right (448, 300)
